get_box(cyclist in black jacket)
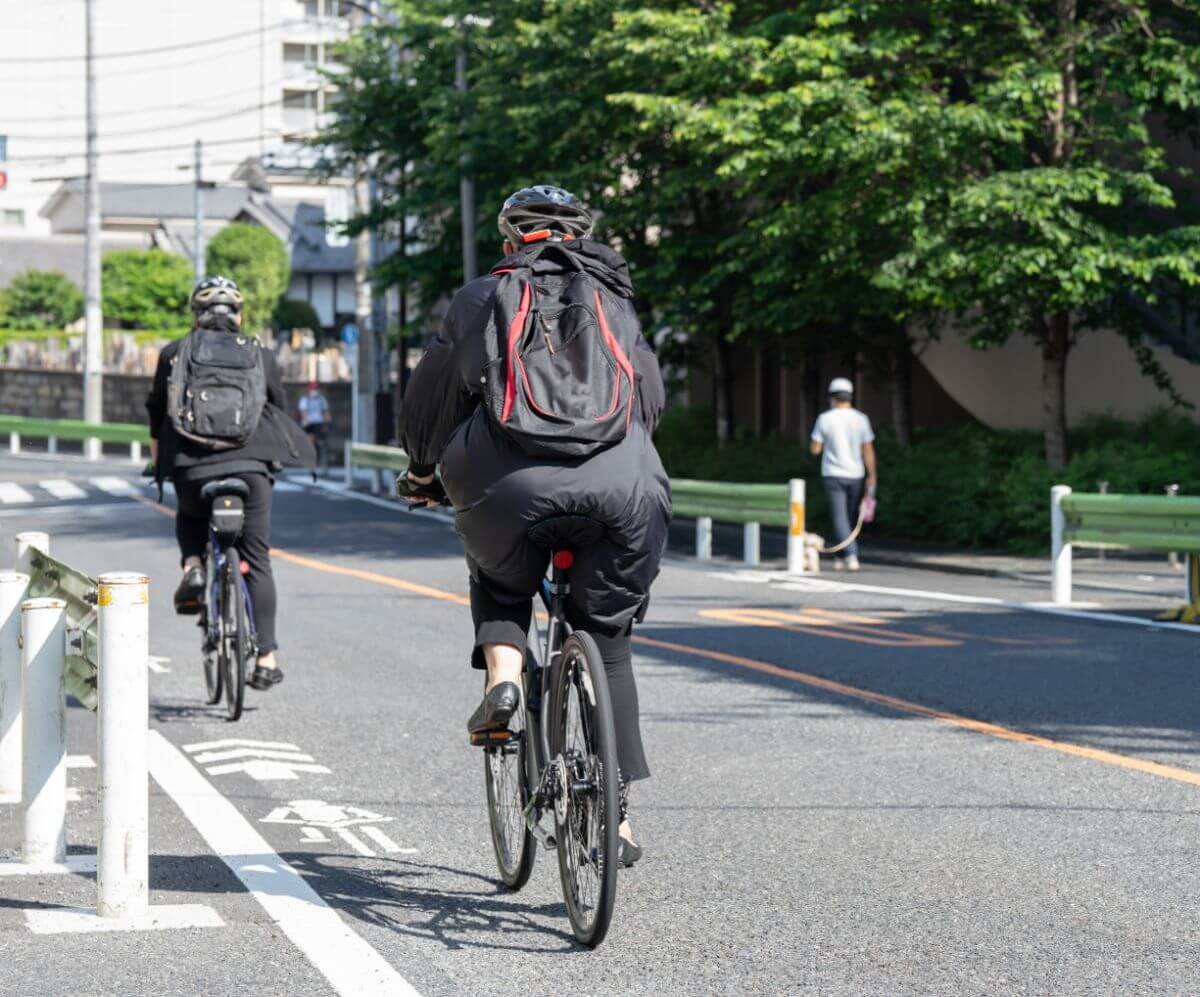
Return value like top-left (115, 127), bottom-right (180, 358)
top-left (146, 277), bottom-right (314, 691)
top-left (399, 186), bottom-right (671, 865)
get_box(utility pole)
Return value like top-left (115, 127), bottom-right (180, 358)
top-left (82, 0), bottom-right (103, 454)
top-left (351, 1), bottom-right (377, 444)
top-left (456, 38), bottom-right (477, 284)
top-left (193, 140), bottom-right (206, 284)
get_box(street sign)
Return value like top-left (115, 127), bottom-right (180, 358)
top-left (341, 322), bottom-right (359, 346)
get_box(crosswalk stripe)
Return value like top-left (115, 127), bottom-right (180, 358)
top-left (0, 483), bottom-right (34, 504)
top-left (39, 479), bottom-right (87, 500)
top-left (273, 481), bottom-right (302, 493)
top-left (88, 476), bottom-right (136, 496)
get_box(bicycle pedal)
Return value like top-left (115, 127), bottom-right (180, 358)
top-left (470, 729), bottom-right (514, 748)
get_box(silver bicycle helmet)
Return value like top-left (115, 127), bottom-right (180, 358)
top-left (498, 185), bottom-right (594, 245)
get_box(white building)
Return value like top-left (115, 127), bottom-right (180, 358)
top-left (0, 0), bottom-right (350, 237)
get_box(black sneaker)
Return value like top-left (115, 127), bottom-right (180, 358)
top-left (173, 566), bottom-right (205, 615)
top-left (248, 665), bottom-right (284, 691)
top-left (467, 681), bottom-right (520, 739)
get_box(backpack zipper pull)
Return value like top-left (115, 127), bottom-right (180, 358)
top-left (539, 314), bottom-right (556, 355)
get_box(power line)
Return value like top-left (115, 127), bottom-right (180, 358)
top-left (6, 99), bottom-right (286, 141)
top-left (7, 133), bottom-right (284, 165)
top-left (0, 20), bottom-right (310, 63)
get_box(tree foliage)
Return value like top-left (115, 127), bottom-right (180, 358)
top-left (274, 297), bottom-right (324, 334)
top-left (101, 249), bottom-right (193, 330)
top-left (205, 224), bottom-right (291, 334)
top-left (2, 270), bottom-right (83, 330)
top-left (321, 0), bottom-right (1200, 466)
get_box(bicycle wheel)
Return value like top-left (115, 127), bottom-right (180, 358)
top-left (202, 547), bottom-right (221, 704)
top-left (483, 677), bottom-right (536, 890)
top-left (221, 549), bottom-right (249, 721)
top-left (551, 631), bottom-right (620, 948)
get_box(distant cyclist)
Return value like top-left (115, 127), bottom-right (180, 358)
top-left (398, 185), bottom-right (671, 866)
top-left (145, 276), bottom-right (314, 690)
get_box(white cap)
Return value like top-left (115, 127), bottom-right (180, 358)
top-left (828, 377), bottom-right (854, 395)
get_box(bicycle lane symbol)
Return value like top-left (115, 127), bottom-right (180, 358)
top-left (260, 799), bottom-right (418, 857)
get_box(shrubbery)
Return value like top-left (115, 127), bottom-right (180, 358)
top-left (654, 408), bottom-right (1200, 553)
top-left (273, 298), bottom-right (323, 334)
top-left (101, 249), bottom-right (193, 330)
top-left (3, 270), bottom-right (83, 330)
top-left (206, 224), bottom-right (290, 334)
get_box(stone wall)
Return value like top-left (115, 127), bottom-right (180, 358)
top-left (0, 367), bottom-right (358, 457)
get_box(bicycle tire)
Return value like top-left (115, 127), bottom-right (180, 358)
top-left (202, 546), bottom-right (221, 704)
top-left (222, 549), bottom-right (248, 721)
top-left (483, 677), bottom-right (536, 890)
top-left (551, 631), bottom-right (620, 948)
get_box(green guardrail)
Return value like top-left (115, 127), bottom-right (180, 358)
top-left (24, 549), bottom-right (98, 711)
top-left (0, 415), bottom-right (150, 445)
top-left (670, 479), bottom-right (789, 527)
top-left (1061, 493), bottom-right (1200, 554)
top-left (347, 442), bottom-right (410, 473)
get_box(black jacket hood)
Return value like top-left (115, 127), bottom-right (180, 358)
top-left (494, 239), bottom-right (634, 299)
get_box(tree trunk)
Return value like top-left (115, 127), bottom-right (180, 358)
top-left (1041, 312), bottom-right (1071, 469)
top-left (713, 336), bottom-right (735, 446)
top-left (890, 324), bottom-right (913, 448)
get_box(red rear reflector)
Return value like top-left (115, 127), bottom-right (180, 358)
top-left (240, 560), bottom-right (250, 576)
top-left (552, 550), bottom-right (575, 571)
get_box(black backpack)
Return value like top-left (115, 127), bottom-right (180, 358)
top-left (482, 248), bottom-right (640, 459)
top-left (167, 328), bottom-right (268, 451)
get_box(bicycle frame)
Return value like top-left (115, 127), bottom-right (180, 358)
top-left (204, 528), bottom-right (257, 646)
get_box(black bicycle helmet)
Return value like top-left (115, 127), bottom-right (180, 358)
top-left (189, 275), bottom-right (244, 315)
top-left (498, 185), bottom-right (594, 245)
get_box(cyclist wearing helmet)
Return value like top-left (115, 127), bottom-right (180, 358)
top-left (399, 185), bottom-right (671, 866)
top-left (146, 276), bottom-right (314, 691)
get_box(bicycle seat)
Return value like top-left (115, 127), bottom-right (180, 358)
top-left (200, 478), bottom-right (251, 503)
top-left (527, 514), bottom-right (607, 551)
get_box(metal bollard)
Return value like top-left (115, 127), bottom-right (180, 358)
top-left (0, 572), bottom-right (29, 802)
top-left (1051, 485), bottom-right (1072, 605)
top-left (787, 478), bottom-right (807, 575)
top-left (129, 440), bottom-right (142, 464)
top-left (85, 437), bottom-right (101, 461)
top-left (9, 432), bottom-right (19, 455)
top-left (15, 531), bottom-right (49, 577)
top-left (1166, 484), bottom-right (1181, 569)
top-left (343, 440), bottom-right (353, 488)
top-left (21, 597), bottom-right (67, 866)
top-left (696, 517), bottom-right (713, 562)
top-left (743, 522), bottom-right (760, 567)
top-left (97, 573), bottom-right (150, 919)
top-left (371, 468), bottom-right (382, 495)
top-left (47, 436), bottom-right (57, 455)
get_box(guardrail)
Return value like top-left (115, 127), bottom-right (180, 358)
top-left (0, 530), bottom-right (160, 923)
top-left (343, 442), bottom-right (813, 572)
top-left (1051, 485), bottom-right (1200, 612)
top-left (0, 415), bottom-right (149, 463)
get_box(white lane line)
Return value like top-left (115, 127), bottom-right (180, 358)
top-left (335, 828), bottom-right (375, 857)
top-left (184, 738), bottom-right (302, 752)
top-left (148, 731), bottom-right (420, 996)
top-left (0, 482), bottom-right (34, 504)
top-left (360, 826), bottom-right (416, 855)
top-left (38, 479), bottom-right (87, 500)
top-left (191, 747), bottom-right (317, 765)
top-left (88, 476), bottom-right (136, 496)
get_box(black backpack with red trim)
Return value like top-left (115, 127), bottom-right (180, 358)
top-left (481, 242), bottom-right (640, 459)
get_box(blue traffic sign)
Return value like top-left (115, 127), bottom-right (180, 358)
top-left (341, 322), bottom-right (359, 346)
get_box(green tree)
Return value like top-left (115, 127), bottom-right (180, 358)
top-left (3, 270), bottom-right (83, 330)
top-left (273, 297), bottom-right (323, 333)
top-left (205, 223), bottom-right (291, 333)
top-left (101, 249), bottom-right (193, 330)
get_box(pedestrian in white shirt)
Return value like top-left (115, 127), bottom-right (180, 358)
top-left (809, 377), bottom-right (877, 571)
top-left (297, 381), bottom-right (331, 469)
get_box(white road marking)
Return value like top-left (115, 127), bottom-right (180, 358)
top-left (0, 501), bottom-right (132, 519)
top-left (301, 826), bottom-right (330, 843)
top-left (0, 483), bottom-right (34, 504)
top-left (335, 828), bottom-right (375, 857)
top-left (261, 800), bottom-right (392, 829)
top-left (361, 826), bottom-right (415, 855)
top-left (66, 754), bottom-right (96, 768)
top-left (147, 655), bottom-right (171, 674)
top-left (193, 747), bottom-right (318, 765)
top-left (205, 759), bottom-right (332, 781)
top-left (148, 731), bottom-right (419, 996)
top-left (66, 787), bottom-right (82, 802)
top-left (273, 481), bottom-right (302, 493)
top-left (184, 738), bottom-right (303, 753)
top-left (0, 855), bottom-right (97, 876)
top-left (88, 476), bottom-right (136, 496)
top-left (26, 904), bottom-right (223, 935)
top-left (38, 479), bottom-right (87, 500)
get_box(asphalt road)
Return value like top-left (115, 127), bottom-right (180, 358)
top-left (0, 452), bottom-right (1197, 995)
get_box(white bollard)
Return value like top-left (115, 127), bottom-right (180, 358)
top-left (47, 436), bottom-right (57, 455)
top-left (696, 517), bottom-right (713, 562)
top-left (787, 478), bottom-right (807, 575)
top-left (15, 531), bottom-right (49, 577)
top-left (343, 440), bottom-right (353, 488)
top-left (743, 522), bottom-right (760, 567)
top-left (130, 440), bottom-right (142, 464)
top-left (371, 467), bottom-right (382, 495)
top-left (85, 437), bottom-right (101, 461)
top-left (1051, 484), bottom-right (1072, 605)
top-left (97, 573), bottom-right (150, 919)
top-left (21, 597), bottom-right (67, 866)
top-left (9, 432), bottom-right (20, 455)
top-left (0, 572), bottom-right (29, 802)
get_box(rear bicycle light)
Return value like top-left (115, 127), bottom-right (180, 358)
top-left (552, 550), bottom-right (575, 571)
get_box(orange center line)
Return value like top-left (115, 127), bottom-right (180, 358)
top-left (127, 493), bottom-right (1200, 789)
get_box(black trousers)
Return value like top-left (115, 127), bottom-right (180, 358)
top-left (174, 472), bottom-right (279, 654)
top-left (470, 576), bottom-right (650, 783)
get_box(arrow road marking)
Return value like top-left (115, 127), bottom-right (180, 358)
top-left (261, 800), bottom-right (391, 829)
top-left (205, 759), bottom-right (332, 781)
top-left (184, 738), bottom-right (302, 753)
top-left (192, 748), bottom-right (317, 765)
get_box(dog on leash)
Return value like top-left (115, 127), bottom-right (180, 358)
top-left (802, 532), bottom-right (824, 573)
